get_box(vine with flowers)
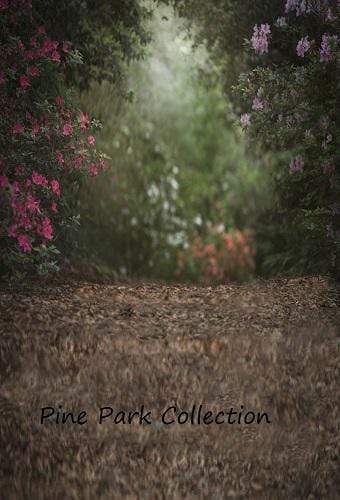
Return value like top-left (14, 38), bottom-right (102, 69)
top-left (0, 0), bottom-right (107, 274)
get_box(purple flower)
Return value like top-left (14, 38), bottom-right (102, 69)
top-left (285, 0), bottom-right (308, 16)
top-left (320, 34), bottom-right (338, 62)
top-left (275, 17), bottom-right (287, 28)
top-left (296, 36), bottom-right (310, 57)
top-left (251, 24), bottom-right (271, 54)
top-left (240, 113), bottom-right (251, 128)
top-left (252, 97), bottom-right (264, 111)
top-left (289, 155), bottom-right (304, 174)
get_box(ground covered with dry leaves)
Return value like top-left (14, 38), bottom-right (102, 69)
top-left (0, 276), bottom-right (339, 499)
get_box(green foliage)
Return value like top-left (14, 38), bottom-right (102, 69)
top-left (76, 11), bottom-right (270, 281)
top-left (33, 0), bottom-right (154, 91)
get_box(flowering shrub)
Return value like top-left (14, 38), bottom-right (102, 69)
top-left (237, 0), bottom-right (339, 276)
top-left (0, 0), bottom-right (106, 274)
top-left (176, 227), bottom-right (256, 283)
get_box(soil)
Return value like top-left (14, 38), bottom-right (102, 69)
top-left (0, 276), bottom-right (339, 499)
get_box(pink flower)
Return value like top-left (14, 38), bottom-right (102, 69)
top-left (8, 225), bottom-right (17, 238)
top-left (51, 50), bottom-right (61, 62)
top-left (240, 113), bottom-right (251, 128)
top-left (251, 24), bottom-right (271, 54)
top-left (32, 171), bottom-right (48, 186)
top-left (296, 36), bottom-right (310, 57)
top-left (79, 112), bottom-right (89, 130)
top-left (41, 217), bottom-right (53, 240)
top-left (87, 135), bottom-right (95, 146)
top-left (62, 123), bottom-right (73, 136)
top-left (19, 75), bottom-right (30, 89)
top-left (13, 123), bottom-right (25, 134)
top-left (88, 163), bottom-right (98, 176)
top-left (50, 179), bottom-right (61, 197)
top-left (55, 96), bottom-right (64, 106)
top-left (0, 175), bottom-right (8, 188)
top-left (27, 65), bottom-right (39, 77)
top-left (41, 38), bottom-right (57, 55)
top-left (18, 234), bottom-right (32, 253)
top-left (74, 156), bottom-right (83, 169)
top-left (51, 202), bottom-right (58, 213)
top-left (25, 194), bottom-right (40, 213)
top-left (56, 151), bottom-right (64, 164)
top-left (289, 155), bottom-right (304, 174)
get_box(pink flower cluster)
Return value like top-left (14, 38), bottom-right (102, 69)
top-left (0, 1), bottom-right (105, 259)
top-left (251, 24), bottom-right (271, 54)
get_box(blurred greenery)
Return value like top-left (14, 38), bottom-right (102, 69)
top-left (75, 9), bottom-right (272, 281)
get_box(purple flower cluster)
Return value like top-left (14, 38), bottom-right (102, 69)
top-left (320, 34), bottom-right (338, 62)
top-left (285, 0), bottom-right (309, 16)
top-left (251, 24), bottom-right (271, 54)
top-left (296, 36), bottom-right (310, 57)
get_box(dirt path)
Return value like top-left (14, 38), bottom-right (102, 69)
top-left (0, 277), bottom-right (339, 499)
